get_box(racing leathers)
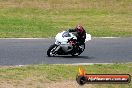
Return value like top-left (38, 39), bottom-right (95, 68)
top-left (68, 29), bottom-right (86, 45)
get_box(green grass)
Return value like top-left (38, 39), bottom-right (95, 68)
top-left (0, 63), bottom-right (132, 88)
top-left (0, 0), bottom-right (132, 38)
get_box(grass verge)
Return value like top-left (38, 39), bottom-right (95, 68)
top-left (0, 0), bottom-right (132, 38)
top-left (0, 63), bottom-right (132, 88)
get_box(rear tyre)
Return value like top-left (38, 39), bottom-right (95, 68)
top-left (71, 44), bottom-right (85, 56)
top-left (47, 44), bottom-right (57, 57)
top-left (71, 52), bottom-right (79, 56)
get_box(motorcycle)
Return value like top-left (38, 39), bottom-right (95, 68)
top-left (47, 30), bottom-right (91, 57)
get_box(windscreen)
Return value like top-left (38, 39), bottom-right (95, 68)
top-left (62, 31), bottom-right (71, 37)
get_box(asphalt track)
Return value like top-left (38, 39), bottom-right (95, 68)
top-left (0, 38), bottom-right (132, 66)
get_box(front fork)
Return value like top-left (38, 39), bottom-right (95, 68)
top-left (54, 45), bottom-right (60, 53)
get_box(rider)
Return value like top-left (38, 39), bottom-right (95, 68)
top-left (68, 24), bottom-right (86, 46)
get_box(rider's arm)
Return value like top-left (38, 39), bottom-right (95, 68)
top-left (68, 29), bottom-right (76, 32)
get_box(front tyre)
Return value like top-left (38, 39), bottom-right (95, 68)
top-left (47, 44), bottom-right (57, 57)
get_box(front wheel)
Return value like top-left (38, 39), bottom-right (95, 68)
top-left (47, 44), bottom-right (58, 57)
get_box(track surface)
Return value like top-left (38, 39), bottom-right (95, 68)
top-left (0, 38), bottom-right (132, 66)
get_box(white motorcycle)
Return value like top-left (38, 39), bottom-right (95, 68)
top-left (47, 31), bottom-right (91, 57)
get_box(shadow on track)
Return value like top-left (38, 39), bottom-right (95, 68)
top-left (47, 55), bottom-right (94, 59)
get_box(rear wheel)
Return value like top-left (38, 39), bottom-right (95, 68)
top-left (71, 52), bottom-right (79, 56)
top-left (71, 44), bottom-right (85, 56)
top-left (71, 46), bottom-right (82, 56)
top-left (47, 44), bottom-right (58, 57)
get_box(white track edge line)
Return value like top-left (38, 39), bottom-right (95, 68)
top-left (0, 37), bottom-right (121, 39)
